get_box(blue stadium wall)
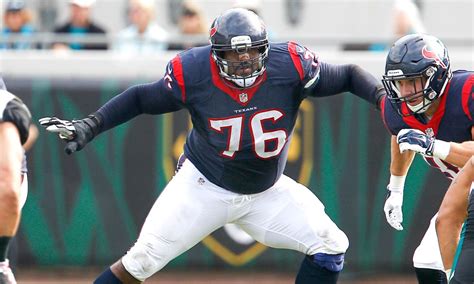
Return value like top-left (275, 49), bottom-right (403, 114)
top-left (5, 77), bottom-right (450, 274)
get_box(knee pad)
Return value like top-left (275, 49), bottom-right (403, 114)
top-left (312, 253), bottom-right (345, 272)
top-left (121, 243), bottom-right (164, 281)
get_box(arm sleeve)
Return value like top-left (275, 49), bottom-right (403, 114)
top-left (311, 62), bottom-right (386, 108)
top-left (95, 57), bottom-right (186, 133)
top-left (96, 79), bottom-right (184, 133)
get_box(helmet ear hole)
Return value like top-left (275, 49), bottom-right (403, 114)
top-left (424, 66), bottom-right (436, 77)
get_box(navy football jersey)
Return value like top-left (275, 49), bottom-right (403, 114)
top-left (381, 70), bottom-right (474, 179)
top-left (164, 43), bottom-right (318, 194)
top-left (97, 41), bottom-right (382, 194)
top-left (160, 42), bottom-right (369, 193)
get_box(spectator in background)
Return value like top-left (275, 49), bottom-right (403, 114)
top-left (113, 0), bottom-right (168, 54)
top-left (392, 0), bottom-right (425, 40)
top-left (168, 1), bottom-right (208, 50)
top-left (1, 0), bottom-right (35, 50)
top-left (232, 0), bottom-right (276, 40)
top-left (367, 0), bottom-right (425, 51)
top-left (53, 0), bottom-right (108, 50)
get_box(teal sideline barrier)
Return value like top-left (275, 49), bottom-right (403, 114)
top-left (5, 77), bottom-right (450, 274)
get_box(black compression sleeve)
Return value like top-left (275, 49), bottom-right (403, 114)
top-left (313, 63), bottom-right (385, 108)
top-left (96, 80), bottom-right (183, 133)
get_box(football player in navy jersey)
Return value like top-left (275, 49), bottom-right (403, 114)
top-left (39, 8), bottom-right (385, 284)
top-left (0, 85), bottom-right (32, 284)
top-left (380, 33), bottom-right (474, 283)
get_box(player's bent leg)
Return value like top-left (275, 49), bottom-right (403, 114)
top-left (413, 214), bottom-right (447, 284)
top-left (237, 175), bottom-right (348, 284)
top-left (95, 160), bottom-right (229, 283)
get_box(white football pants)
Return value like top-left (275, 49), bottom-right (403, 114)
top-left (413, 213), bottom-right (444, 270)
top-left (122, 159), bottom-right (348, 281)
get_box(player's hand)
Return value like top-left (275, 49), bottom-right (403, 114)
top-left (39, 117), bottom-right (75, 139)
top-left (397, 129), bottom-right (435, 156)
top-left (39, 116), bottom-right (100, 155)
top-left (384, 190), bottom-right (404, 231)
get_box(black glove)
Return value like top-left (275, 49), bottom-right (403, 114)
top-left (39, 114), bottom-right (102, 155)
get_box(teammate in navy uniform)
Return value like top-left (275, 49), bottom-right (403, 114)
top-left (0, 85), bottom-right (31, 284)
top-left (380, 33), bottom-right (474, 283)
top-left (40, 8), bottom-right (385, 284)
top-left (437, 156), bottom-right (474, 284)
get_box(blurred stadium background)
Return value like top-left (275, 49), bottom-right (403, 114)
top-left (0, 0), bottom-right (473, 283)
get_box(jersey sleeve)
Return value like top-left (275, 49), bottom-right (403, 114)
top-left (164, 55), bottom-right (189, 103)
top-left (380, 96), bottom-right (397, 135)
top-left (461, 74), bottom-right (474, 123)
top-left (287, 41), bottom-right (321, 92)
top-left (380, 95), bottom-right (407, 136)
top-left (0, 90), bottom-right (31, 145)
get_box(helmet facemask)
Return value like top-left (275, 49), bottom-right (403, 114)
top-left (383, 65), bottom-right (451, 116)
top-left (212, 35), bottom-right (269, 89)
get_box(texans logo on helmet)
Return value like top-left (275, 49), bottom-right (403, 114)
top-left (210, 26), bottom-right (217, 37)
top-left (422, 45), bottom-right (447, 69)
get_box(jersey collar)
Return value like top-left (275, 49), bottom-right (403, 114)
top-left (209, 55), bottom-right (266, 106)
top-left (401, 82), bottom-right (451, 135)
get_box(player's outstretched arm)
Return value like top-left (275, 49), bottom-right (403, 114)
top-left (312, 63), bottom-right (386, 108)
top-left (39, 80), bottom-right (184, 155)
top-left (436, 156), bottom-right (473, 271)
top-left (384, 136), bottom-right (415, 231)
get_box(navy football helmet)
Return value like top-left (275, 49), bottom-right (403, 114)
top-left (210, 8), bottom-right (269, 89)
top-left (382, 34), bottom-right (452, 116)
